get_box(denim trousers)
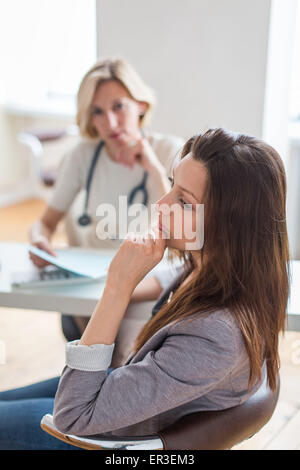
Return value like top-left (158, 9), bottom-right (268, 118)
top-left (0, 315), bottom-right (83, 449)
top-left (0, 376), bottom-right (82, 450)
top-left (0, 368), bottom-right (114, 450)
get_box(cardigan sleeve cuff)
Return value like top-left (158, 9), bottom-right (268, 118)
top-left (65, 340), bottom-right (115, 372)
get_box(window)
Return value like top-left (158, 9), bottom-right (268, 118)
top-left (1, 0), bottom-right (96, 116)
top-left (290, 0), bottom-right (300, 120)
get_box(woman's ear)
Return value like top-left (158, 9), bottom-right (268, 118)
top-left (138, 101), bottom-right (148, 119)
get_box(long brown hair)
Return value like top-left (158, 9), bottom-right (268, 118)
top-left (133, 128), bottom-right (290, 391)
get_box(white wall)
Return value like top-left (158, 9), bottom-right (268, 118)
top-left (97, 0), bottom-right (272, 140)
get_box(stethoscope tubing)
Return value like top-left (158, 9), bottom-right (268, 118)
top-left (78, 139), bottom-right (149, 226)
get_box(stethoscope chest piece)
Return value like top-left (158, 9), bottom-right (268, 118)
top-left (77, 213), bottom-right (92, 226)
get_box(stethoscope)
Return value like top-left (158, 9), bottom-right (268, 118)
top-left (77, 137), bottom-right (149, 226)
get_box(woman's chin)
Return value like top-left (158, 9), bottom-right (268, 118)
top-left (166, 239), bottom-right (187, 251)
top-left (163, 238), bottom-right (179, 250)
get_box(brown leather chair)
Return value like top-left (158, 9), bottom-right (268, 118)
top-left (41, 374), bottom-right (279, 450)
top-left (159, 375), bottom-right (280, 450)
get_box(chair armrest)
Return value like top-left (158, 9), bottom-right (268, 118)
top-left (40, 414), bottom-right (164, 450)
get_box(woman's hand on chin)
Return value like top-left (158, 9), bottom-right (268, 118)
top-left (117, 138), bottom-right (165, 174)
top-left (106, 228), bottom-right (166, 293)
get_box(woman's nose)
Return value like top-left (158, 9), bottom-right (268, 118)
top-left (105, 111), bottom-right (118, 129)
top-left (155, 194), bottom-right (171, 214)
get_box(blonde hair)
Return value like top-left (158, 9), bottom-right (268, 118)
top-left (76, 58), bottom-right (156, 139)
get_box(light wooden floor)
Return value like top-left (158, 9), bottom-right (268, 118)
top-left (0, 199), bottom-right (300, 450)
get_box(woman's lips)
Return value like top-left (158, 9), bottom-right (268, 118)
top-left (110, 131), bottom-right (123, 139)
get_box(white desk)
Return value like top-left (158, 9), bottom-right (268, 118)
top-left (0, 243), bottom-right (157, 318)
top-left (0, 242), bottom-right (300, 331)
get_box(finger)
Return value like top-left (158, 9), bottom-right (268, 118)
top-left (118, 150), bottom-right (127, 166)
top-left (46, 247), bottom-right (57, 257)
top-left (146, 228), bottom-right (156, 240)
top-left (134, 234), bottom-right (144, 244)
top-left (129, 152), bottom-right (137, 170)
top-left (36, 242), bottom-right (57, 257)
top-left (144, 233), bottom-right (155, 250)
top-left (116, 147), bottom-right (127, 166)
top-left (34, 257), bottom-right (47, 267)
top-left (114, 150), bottom-right (121, 162)
top-left (122, 152), bottom-right (133, 168)
top-left (125, 232), bottom-right (137, 242)
top-left (36, 261), bottom-right (47, 268)
top-left (29, 249), bottom-right (52, 266)
top-left (122, 148), bottom-right (137, 169)
top-left (119, 144), bottom-right (141, 169)
top-left (152, 226), bottom-right (167, 251)
top-left (30, 255), bottom-right (46, 268)
top-left (29, 252), bottom-right (39, 264)
top-left (125, 141), bottom-right (142, 168)
top-left (127, 140), bottom-right (138, 149)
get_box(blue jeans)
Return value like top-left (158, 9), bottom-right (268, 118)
top-left (0, 376), bottom-right (81, 450)
top-left (0, 368), bottom-right (115, 450)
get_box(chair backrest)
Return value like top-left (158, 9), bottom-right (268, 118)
top-left (157, 374), bottom-right (280, 450)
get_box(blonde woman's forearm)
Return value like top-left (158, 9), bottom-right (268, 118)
top-left (148, 164), bottom-right (171, 197)
top-left (29, 220), bottom-right (53, 244)
top-left (29, 206), bottom-right (64, 244)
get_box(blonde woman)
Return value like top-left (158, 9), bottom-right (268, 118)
top-left (29, 58), bottom-right (184, 343)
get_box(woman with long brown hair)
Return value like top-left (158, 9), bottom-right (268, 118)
top-left (0, 128), bottom-right (290, 448)
top-left (133, 128), bottom-right (290, 392)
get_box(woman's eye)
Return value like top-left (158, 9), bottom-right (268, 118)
top-left (113, 102), bottom-right (123, 111)
top-left (92, 108), bottom-right (102, 115)
top-left (179, 198), bottom-right (193, 210)
top-left (168, 177), bottom-right (174, 188)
